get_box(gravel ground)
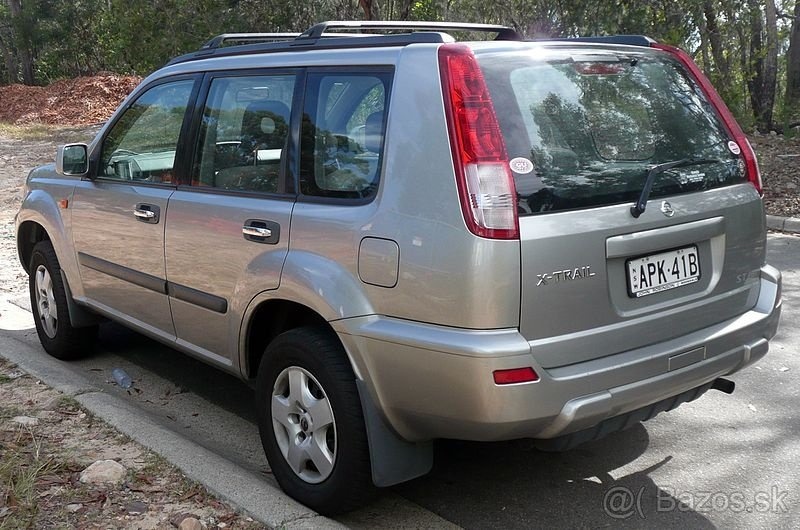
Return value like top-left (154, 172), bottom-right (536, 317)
top-left (0, 357), bottom-right (265, 529)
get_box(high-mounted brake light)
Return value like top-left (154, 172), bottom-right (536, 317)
top-left (439, 44), bottom-right (519, 240)
top-left (651, 43), bottom-right (763, 195)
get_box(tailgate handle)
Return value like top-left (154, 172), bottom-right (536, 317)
top-left (606, 217), bottom-right (724, 259)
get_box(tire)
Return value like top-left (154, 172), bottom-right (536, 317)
top-left (255, 326), bottom-right (376, 514)
top-left (28, 240), bottom-right (97, 359)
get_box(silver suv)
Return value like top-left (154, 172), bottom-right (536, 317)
top-left (15, 22), bottom-right (782, 514)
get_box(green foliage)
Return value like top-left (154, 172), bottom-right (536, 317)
top-left (0, 0), bottom-right (797, 130)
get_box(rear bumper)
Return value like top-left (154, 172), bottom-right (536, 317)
top-left (333, 265), bottom-right (782, 443)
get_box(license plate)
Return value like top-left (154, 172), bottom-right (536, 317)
top-left (627, 246), bottom-right (700, 298)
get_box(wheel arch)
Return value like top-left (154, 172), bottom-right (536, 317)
top-left (241, 297), bottom-right (367, 382)
top-left (17, 219), bottom-right (50, 274)
top-left (242, 296), bottom-right (433, 490)
top-left (16, 189), bottom-right (80, 293)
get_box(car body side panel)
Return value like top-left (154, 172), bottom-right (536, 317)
top-left (165, 191), bottom-right (294, 366)
top-left (70, 180), bottom-right (175, 337)
top-left (15, 168), bottom-right (80, 293)
top-left (284, 45), bottom-right (520, 333)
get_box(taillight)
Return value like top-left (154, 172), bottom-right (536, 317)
top-left (652, 43), bottom-right (763, 195)
top-left (438, 44), bottom-right (519, 240)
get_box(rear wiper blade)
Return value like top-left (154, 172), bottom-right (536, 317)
top-left (630, 158), bottom-right (720, 218)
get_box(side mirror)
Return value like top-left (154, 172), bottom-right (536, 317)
top-left (56, 144), bottom-right (89, 176)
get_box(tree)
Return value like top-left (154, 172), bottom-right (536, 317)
top-left (785, 0), bottom-right (800, 126)
top-left (748, 0), bottom-right (778, 131)
top-left (761, 0), bottom-right (779, 130)
top-left (359, 0), bottom-right (380, 20)
top-left (7, 0), bottom-right (34, 84)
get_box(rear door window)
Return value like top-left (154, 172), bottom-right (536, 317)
top-left (299, 70), bottom-right (392, 200)
top-left (193, 74), bottom-right (296, 193)
top-left (479, 50), bottom-right (746, 214)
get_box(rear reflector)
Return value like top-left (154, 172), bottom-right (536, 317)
top-left (439, 43), bottom-right (519, 240)
top-left (493, 367), bottom-right (539, 385)
top-left (651, 43), bottom-right (763, 195)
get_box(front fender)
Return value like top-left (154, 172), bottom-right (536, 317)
top-left (16, 184), bottom-right (80, 296)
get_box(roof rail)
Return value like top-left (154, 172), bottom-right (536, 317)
top-left (165, 20), bottom-right (523, 67)
top-left (166, 32), bottom-right (449, 67)
top-left (200, 33), bottom-right (301, 50)
top-left (299, 21), bottom-right (521, 41)
top-left (551, 35), bottom-right (656, 47)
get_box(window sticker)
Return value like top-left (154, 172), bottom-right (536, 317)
top-left (510, 157), bottom-right (535, 174)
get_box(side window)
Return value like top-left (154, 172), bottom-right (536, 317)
top-left (100, 80), bottom-right (194, 183)
top-left (194, 75), bottom-right (296, 193)
top-left (300, 72), bottom-right (391, 199)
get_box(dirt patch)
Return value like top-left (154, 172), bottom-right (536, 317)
top-left (0, 125), bottom-right (100, 299)
top-left (751, 133), bottom-right (800, 219)
top-left (0, 358), bottom-right (265, 529)
top-left (0, 76), bottom-right (141, 126)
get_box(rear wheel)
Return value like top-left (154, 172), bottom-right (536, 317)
top-left (255, 326), bottom-right (375, 514)
top-left (29, 241), bottom-right (97, 359)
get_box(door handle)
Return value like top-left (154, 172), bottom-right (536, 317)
top-left (242, 226), bottom-right (272, 238)
top-left (134, 209), bottom-right (156, 219)
top-left (242, 219), bottom-right (280, 244)
top-left (134, 203), bottom-right (160, 224)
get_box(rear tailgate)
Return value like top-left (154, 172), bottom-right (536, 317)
top-left (477, 44), bottom-right (766, 368)
top-left (519, 186), bottom-right (764, 368)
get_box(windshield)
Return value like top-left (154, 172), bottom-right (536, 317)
top-left (478, 48), bottom-right (746, 215)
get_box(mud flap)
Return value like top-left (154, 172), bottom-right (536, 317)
top-left (356, 379), bottom-right (433, 487)
top-left (59, 270), bottom-right (105, 327)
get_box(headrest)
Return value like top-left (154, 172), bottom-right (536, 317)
top-left (364, 111), bottom-right (384, 154)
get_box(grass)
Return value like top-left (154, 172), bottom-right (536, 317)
top-left (0, 121), bottom-right (97, 143)
top-left (0, 122), bottom-right (57, 141)
top-left (0, 406), bottom-right (25, 422)
top-left (0, 428), bottom-right (62, 529)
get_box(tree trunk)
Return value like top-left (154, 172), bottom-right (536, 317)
top-left (358, 0), bottom-right (380, 20)
top-left (784, 1), bottom-right (800, 123)
top-left (396, 0), bottom-right (413, 20)
top-left (695, 7), bottom-right (712, 76)
top-left (748, 0), bottom-right (768, 130)
top-left (703, 1), bottom-right (731, 93)
top-left (7, 0), bottom-right (35, 85)
top-left (0, 35), bottom-right (17, 84)
top-left (760, 0), bottom-right (779, 129)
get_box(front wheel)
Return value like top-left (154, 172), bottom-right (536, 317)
top-left (28, 241), bottom-right (97, 359)
top-left (255, 326), bottom-right (375, 514)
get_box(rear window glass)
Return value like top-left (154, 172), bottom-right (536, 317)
top-left (478, 50), bottom-right (747, 215)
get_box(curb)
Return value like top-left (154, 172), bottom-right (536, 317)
top-left (767, 215), bottom-right (800, 234)
top-left (0, 308), bottom-right (345, 529)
